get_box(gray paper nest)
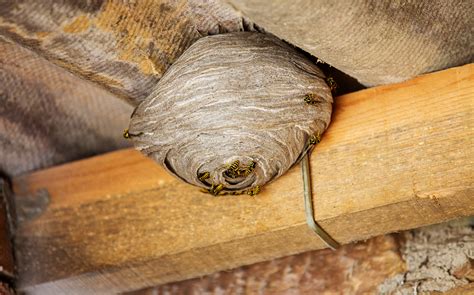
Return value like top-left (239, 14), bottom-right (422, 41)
top-left (128, 32), bottom-right (333, 195)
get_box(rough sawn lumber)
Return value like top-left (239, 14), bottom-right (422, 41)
top-left (11, 64), bottom-right (474, 294)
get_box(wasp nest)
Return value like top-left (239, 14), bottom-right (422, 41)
top-left (128, 32), bottom-right (332, 195)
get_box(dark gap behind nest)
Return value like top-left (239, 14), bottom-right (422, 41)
top-left (274, 34), bottom-right (366, 96)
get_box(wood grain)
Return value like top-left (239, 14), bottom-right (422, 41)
top-left (0, 0), bottom-right (254, 105)
top-left (12, 64), bottom-right (474, 294)
top-left (127, 235), bottom-right (405, 295)
top-left (129, 219), bottom-right (474, 294)
top-left (226, 0), bottom-right (473, 86)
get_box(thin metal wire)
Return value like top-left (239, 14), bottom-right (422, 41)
top-left (301, 153), bottom-right (340, 250)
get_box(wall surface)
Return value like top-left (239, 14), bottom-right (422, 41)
top-left (130, 220), bottom-right (473, 294)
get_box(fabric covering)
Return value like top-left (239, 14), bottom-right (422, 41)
top-left (0, 39), bottom-right (132, 177)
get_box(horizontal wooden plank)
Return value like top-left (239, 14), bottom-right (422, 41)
top-left (12, 64), bottom-right (474, 294)
top-left (131, 219), bottom-right (474, 294)
top-left (127, 235), bottom-right (406, 295)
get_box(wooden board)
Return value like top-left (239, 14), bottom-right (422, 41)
top-left (227, 0), bottom-right (472, 86)
top-left (130, 219), bottom-right (474, 294)
top-left (0, 0), bottom-right (252, 105)
top-left (12, 64), bottom-right (474, 294)
top-left (127, 235), bottom-right (406, 295)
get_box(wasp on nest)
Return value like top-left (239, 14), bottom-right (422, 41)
top-left (127, 32), bottom-right (333, 196)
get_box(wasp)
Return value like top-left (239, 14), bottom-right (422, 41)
top-left (201, 183), bottom-right (225, 196)
top-left (304, 93), bottom-right (321, 105)
top-left (240, 161), bottom-right (256, 177)
top-left (198, 171), bottom-right (210, 182)
top-left (296, 133), bottom-right (322, 163)
top-left (209, 183), bottom-right (224, 196)
top-left (123, 129), bottom-right (131, 139)
top-left (225, 160), bottom-right (241, 178)
top-left (228, 160), bottom-right (240, 172)
top-left (325, 77), bottom-right (337, 93)
top-left (247, 185), bottom-right (260, 196)
top-left (123, 128), bottom-right (143, 139)
top-left (308, 133), bottom-right (321, 145)
top-left (304, 133), bottom-right (321, 154)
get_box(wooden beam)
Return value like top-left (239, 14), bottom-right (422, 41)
top-left (226, 0), bottom-right (472, 86)
top-left (131, 219), bottom-right (474, 294)
top-left (128, 235), bottom-right (406, 294)
top-left (12, 64), bottom-right (474, 293)
top-left (0, 0), bottom-right (251, 104)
